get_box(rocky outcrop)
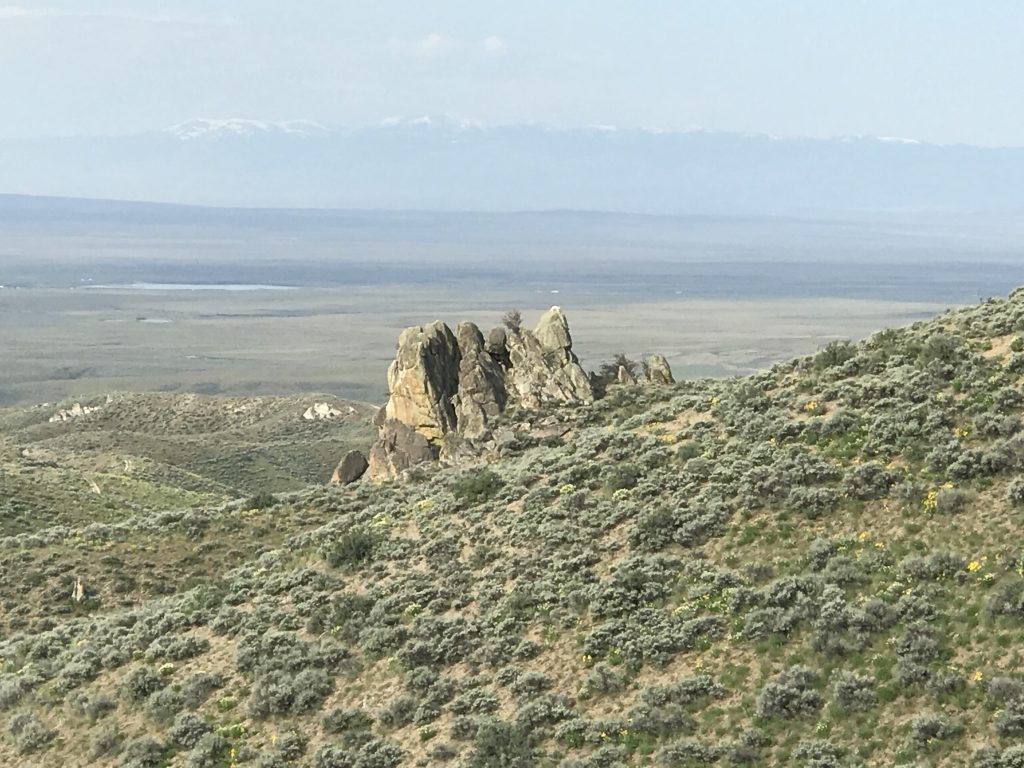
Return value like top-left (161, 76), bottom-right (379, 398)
top-left (645, 354), bottom-right (675, 385)
top-left (367, 307), bottom-right (593, 481)
top-left (617, 365), bottom-right (637, 386)
top-left (331, 450), bottom-right (369, 484)
top-left (303, 402), bottom-right (355, 421)
top-left (504, 307), bottom-right (595, 409)
top-left (384, 321), bottom-right (461, 441)
top-left (49, 402), bottom-right (101, 423)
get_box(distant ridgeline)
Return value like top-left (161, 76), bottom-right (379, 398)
top-left (332, 308), bottom-right (674, 484)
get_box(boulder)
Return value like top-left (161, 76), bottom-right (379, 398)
top-left (616, 365), bottom-right (637, 385)
top-left (331, 450), bottom-right (369, 484)
top-left (384, 321), bottom-right (461, 441)
top-left (645, 354), bottom-right (675, 385)
top-left (367, 418), bottom-right (437, 482)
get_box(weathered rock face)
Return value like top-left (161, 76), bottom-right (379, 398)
top-left (645, 354), bottom-right (675, 385)
top-left (384, 321), bottom-right (461, 441)
top-left (366, 307), bottom-right (593, 480)
top-left (331, 450), bottom-right (369, 484)
top-left (454, 322), bottom-right (508, 439)
top-left (503, 307), bottom-right (595, 410)
top-left (616, 365), bottom-right (637, 385)
top-left (367, 418), bottom-right (437, 482)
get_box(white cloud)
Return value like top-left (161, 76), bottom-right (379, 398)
top-left (0, 5), bottom-right (235, 26)
top-left (481, 35), bottom-right (507, 57)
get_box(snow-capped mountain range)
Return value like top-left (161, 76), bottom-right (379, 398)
top-left (1, 117), bottom-right (1021, 212)
top-left (166, 118), bottom-right (330, 140)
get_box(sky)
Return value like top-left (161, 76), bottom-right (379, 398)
top-left (1, 1), bottom-right (1022, 146)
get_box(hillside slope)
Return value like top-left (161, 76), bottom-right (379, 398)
top-left (0, 393), bottom-right (377, 536)
top-left (3, 290), bottom-right (1024, 767)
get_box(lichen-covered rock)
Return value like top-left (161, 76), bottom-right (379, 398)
top-left (367, 418), bottom-right (436, 482)
top-left (331, 450), bottom-right (369, 484)
top-left (454, 322), bottom-right (508, 440)
top-left (384, 321), bottom-right (461, 441)
top-left (645, 354), bottom-right (675, 385)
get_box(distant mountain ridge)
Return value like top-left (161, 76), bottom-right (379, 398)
top-left (2, 118), bottom-right (1023, 213)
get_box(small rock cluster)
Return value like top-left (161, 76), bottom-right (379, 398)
top-left (302, 402), bottom-right (355, 421)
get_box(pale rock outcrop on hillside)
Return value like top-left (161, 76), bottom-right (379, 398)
top-left (303, 402), bottom-right (356, 421)
top-left (366, 307), bottom-right (593, 481)
top-left (49, 402), bottom-right (101, 423)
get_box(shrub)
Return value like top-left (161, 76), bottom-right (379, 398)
top-left (144, 687), bottom-right (186, 723)
top-left (987, 677), bottom-right (1024, 704)
top-left (378, 695), bottom-right (418, 728)
top-left (323, 707), bottom-right (375, 734)
top-left (909, 712), bottom-right (962, 746)
top-left (814, 341), bottom-right (857, 371)
top-left (934, 487), bottom-right (972, 515)
top-left (121, 666), bottom-right (165, 704)
top-left (996, 698), bottom-right (1024, 738)
top-left (8, 713), bottom-right (55, 754)
top-left (247, 668), bottom-right (333, 718)
top-left (118, 736), bottom-right (167, 768)
top-left (658, 739), bottom-right (723, 764)
top-left (452, 470), bottom-right (504, 504)
top-left (89, 726), bottom-right (122, 761)
top-left (321, 528), bottom-right (381, 569)
top-left (0, 674), bottom-right (31, 711)
top-left (180, 672), bottom-right (225, 708)
top-left (184, 732), bottom-right (230, 768)
top-left (168, 712), bottom-right (213, 748)
top-left (467, 719), bottom-right (535, 768)
top-left (841, 462), bottom-right (898, 500)
top-left (247, 491), bottom-right (278, 510)
top-left (756, 666), bottom-right (823, 719)
top-left (1008, 478), bottom-right (1024, 507)
top-left (787, 486), bottom-right (839, 519)
top-left (832, 670), bottom-right (876, 711)
top-left (989, 580), bottom-right (1024, 617)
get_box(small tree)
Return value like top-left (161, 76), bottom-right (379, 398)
top-left (597, 353), bottom-right (639, 382)
top-left (502, 309), bottom-right (523, 332)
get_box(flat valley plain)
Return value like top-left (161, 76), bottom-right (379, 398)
top-left (1, 200), bottom-right (1022, 407)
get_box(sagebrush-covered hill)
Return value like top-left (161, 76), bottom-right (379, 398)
top-left (4, 289), bottom-right (1024, 767)
top-left (0, 393), bottom-right (377, 536)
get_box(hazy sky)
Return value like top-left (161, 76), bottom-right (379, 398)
top-left (2, 1), bottom-right (1022, 145)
